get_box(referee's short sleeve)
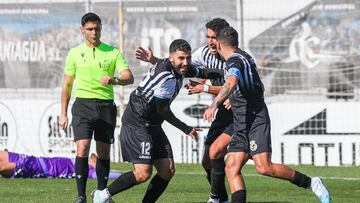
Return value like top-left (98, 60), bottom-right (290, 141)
top-left (115, 51), bottom-right (129, 72)
top-left (64, 49), bottom-right (76, 77)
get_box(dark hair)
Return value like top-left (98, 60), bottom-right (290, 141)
top-left (205, 18), bottom-right (229, 33)
top-left (169, 39), bottom-right (191, 53)
top-left (81, 12), bottom-right (101, 26)
top-left (216, 26), bottom-right (238, 48)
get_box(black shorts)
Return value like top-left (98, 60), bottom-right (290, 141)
top-left (205, 104), bottom-right (233, 146)
top-left (120, 124), bottom-right (173, 164)
top-left (71, 98), bottom-right (117, 144)
top-left (227, 103), bottom-right (272, 157)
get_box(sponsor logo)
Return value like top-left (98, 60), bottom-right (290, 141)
top-left (39, 101), bottom-right (75, 156)
top-left (0, 102), bottom-right (17, 151)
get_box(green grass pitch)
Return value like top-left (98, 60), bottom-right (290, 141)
top-left (0, 163), bottom-right (359, 202)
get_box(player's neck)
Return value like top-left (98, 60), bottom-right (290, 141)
top-left (222, 47), bottom-right (237, 60)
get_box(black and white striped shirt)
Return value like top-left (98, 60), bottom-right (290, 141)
top-left (192, 45), bottom-right (226, 86)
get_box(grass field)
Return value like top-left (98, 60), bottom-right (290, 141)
top-left (0, 163), bottom-right (359, 203)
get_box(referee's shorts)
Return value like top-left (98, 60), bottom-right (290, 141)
top-left (71, 98), bottom-right (117, 144)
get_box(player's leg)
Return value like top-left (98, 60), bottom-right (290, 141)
top-left (252, 152), bottom-right (330, 203)
top-left (93, 125), bottom-right (154, 203)
top-left (208, 132), bottom-right (232, 203)
top-left (204, 114), bottom-right (230, 185)
top-left (93, 163), bottom-right (153, 203)
top-left (0, 162), bottom-right (16, 177)
top-left (250, 104), bottom-right (330, 203)
top-left (142, 158), bottom-right (175, 203)
top-left (142, 127), bottom-right (175, 203)
top-left (202, 145), bottom-right (211, 184)
top-left (225, 151), bottom-right (248, 203)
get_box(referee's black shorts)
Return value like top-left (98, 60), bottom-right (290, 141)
top-left (71, 98), bottom-right (117, 144)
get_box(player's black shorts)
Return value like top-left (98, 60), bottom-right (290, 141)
top-left (204, 104), bottom-right (233, 146)
top-left (120, 124), bottom-right (173, 164)
top-left (71, 98), bottom-right (117, 144)
top-left (227, 103), bottom-right (272, 157)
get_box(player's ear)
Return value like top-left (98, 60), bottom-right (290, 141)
top-left (169, 54), bottom-right (174, 63)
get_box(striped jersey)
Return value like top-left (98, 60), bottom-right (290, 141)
top-left (192, 45), bottom-right (226, 86)
top-left (122, 59), bottom-right (185, 127)
top-left (226, 48), bottom-right (264, 106)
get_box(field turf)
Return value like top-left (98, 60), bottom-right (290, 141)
top-left (0, 163), bottom-right (359, 202)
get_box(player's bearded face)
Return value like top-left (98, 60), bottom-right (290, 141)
top-left (81, 21), bottom-right (102, 46)
top-left (170, 51), bottom-right (191, 75)
top-left (206, 28), bottom-right (218, 54)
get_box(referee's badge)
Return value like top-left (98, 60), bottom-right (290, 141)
top-left (250, 140), bottom-right (257, 151)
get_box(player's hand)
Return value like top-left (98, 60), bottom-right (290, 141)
top-left (187, 128), bottom-right (202, 142)
top-left (223, 98), bottom-right (232, 110)
top-left (100, 76), bottom-right (112, 85)
top-left (59, 115), bottom-right (68, 130)
top-left (203, 105), bottom-right (217, 122)
top-left (184, 79), bottom-right (203, 95)
top-left (135, 47), bottom-right (154, 63)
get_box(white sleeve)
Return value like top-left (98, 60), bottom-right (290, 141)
top-left (191, 46), bottom-right (206, 68)
top-left (153, 79), bottom-right (176, 99)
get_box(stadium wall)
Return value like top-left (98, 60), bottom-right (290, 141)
top-left (1, 0), bottom-right (360, 166)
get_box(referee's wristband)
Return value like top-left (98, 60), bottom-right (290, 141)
top-left (203, 84), bottom-right (209, 93)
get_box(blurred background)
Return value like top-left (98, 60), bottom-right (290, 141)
top-left (0, 0), bottom-right (359, 166)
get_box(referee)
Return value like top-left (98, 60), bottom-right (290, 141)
top-left (60, 13), bottom-right (134, 203)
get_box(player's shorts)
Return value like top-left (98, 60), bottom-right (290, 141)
top-left (204, 104), bottom-right (233, 146)
top-left (71, 98), bottom-right (117, 144)
top-left (227, 103), bottom-right (272, 157)
top-left (120, 124), bottom-right (173, 164)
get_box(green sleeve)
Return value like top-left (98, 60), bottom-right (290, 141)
top-left (115, 51), bottom-right (129, 72)
top-left (64, 49), bottom-right (76, 77)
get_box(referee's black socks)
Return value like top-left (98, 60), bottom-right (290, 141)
top-left (96, 158), bottom-right (110, 190)
top-left (142, 174), bottom-right (170, 203)
top-left (75, 156), bottom-right (89, 198)
top-left (290, 170), bottom-right (312, 188)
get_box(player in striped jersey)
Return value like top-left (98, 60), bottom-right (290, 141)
top-left (204, 26), bottom-right (331, 203)
top-left (135, 18), bottom-right (234, 203)
top-left (92, 39), bottom-right (223, 203)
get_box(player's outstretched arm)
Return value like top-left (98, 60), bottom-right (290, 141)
top-left (152, 97), bottom-right (199, 140)
top-left (135, 46), bottom-right (160, 65)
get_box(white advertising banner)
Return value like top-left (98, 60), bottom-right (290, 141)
top-left (0, 94), bottom-right (359, 166)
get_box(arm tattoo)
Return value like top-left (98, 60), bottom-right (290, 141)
top-left (216, 83), bottom-right (231, 105)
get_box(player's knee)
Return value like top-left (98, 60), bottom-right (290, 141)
top-left (133, 167), bottom-right (152, 183)
top-left (158, 167), bottom-right (175, 181)
top-left (201, 156), bottom-right (211, 170)
top-left (255, 164), bottom-right (273, 176)
top-left (209, 146), bottom-right (225, 160)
